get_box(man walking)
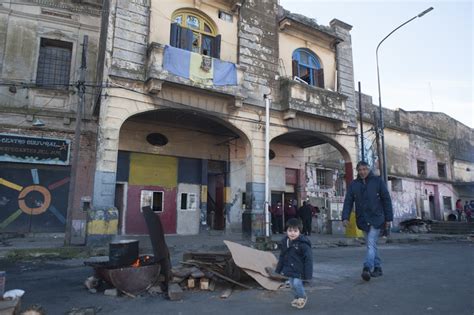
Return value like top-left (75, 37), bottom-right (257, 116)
top-left (342, 161), bottom-right (393, 281)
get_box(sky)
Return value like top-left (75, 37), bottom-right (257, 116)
top-left (280, 0), bottom-right (473, 128)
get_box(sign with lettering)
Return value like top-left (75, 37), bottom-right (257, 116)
top-left (0, 134), bottom-right (70, 165)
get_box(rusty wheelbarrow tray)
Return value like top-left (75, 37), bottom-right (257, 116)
top-left (84, 261), bottom-right (161, 295)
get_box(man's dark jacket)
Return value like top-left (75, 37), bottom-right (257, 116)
top-left (298, 204), bottom-right (312, 220)
top-left (342, 171), bottom-right (393, 232)
top-left (275, 235), bottom-right (313, 280)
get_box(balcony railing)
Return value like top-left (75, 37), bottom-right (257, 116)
top-left (279, 77), bottom-right (349, 122)
top-left (146, 43), bottom-right (246, 107)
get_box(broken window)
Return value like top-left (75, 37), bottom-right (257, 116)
top-left (180, 193), bottom-right (197, 210)
top-left (36, 38), bottom-right (72, 89)
top-left (170, 10), bottom-right (221, 58)
top-left (140, 190), bottom-right (164, 212)
top-left (292, 48), bottom-right (324, 88)
top-left (417, 160), bottom-right (426, 177)
top-left (438, 163), bottom-right (446, 178)
top-left (443, 196), bottom-right (452, 210)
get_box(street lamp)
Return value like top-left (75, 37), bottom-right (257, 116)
top-left (376, 7), bottom-right (434, 183)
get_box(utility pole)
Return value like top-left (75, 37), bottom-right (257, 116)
top-left (65, 35), bottom-right (88, 245)
top-left (373, 111), bottom-right (382, 178)
top-left (358, 82), bottom-right (364, 162)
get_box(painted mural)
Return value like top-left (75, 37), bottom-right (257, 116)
top-left (0, 164), bottom-right (70, 233)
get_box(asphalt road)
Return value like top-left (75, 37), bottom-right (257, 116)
top-left (2, 241), bottom-right (473, 315)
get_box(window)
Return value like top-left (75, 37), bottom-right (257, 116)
top-left (417, 160), bottom-right (426, 177)
top-left (140, 190), bottom-right (164, 212)
top-left (443, 196), bottom-right (452, 210)
top-left (218, 10), bottom-right (233, 22)
top-left (170, 10), bottom-right (221, 58)
top-left (36, 38), bottom-right (72, 89)
top-left (438, 163), bottom-right (446, 178)
top-left (316, 169), bottom-right (333, 188)
top-left (180, 193), bottom-right (197, 210)
top-left (292, 49), bottom-right (324, 88)
top-left (391, 178), bottom-right (403, 192)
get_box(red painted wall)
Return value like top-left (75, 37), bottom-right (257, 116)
top-left (125, 185), bottom-right (177, 234)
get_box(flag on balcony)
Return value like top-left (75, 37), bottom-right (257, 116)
top-left (163, 45), bottom-right (237, 86)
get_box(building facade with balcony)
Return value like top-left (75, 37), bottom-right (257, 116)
top-left (0, 1), bottom-right (102, 238)
top-left (92, 0), bottom-right (359, 237)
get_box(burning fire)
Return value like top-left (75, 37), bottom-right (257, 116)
top-left (131, 255), bottom-right (152, 268)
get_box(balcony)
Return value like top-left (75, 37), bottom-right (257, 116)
top-left (146, 43), bottom-right (246, 107)
top-left (279, 77), bottom-right (349, 122)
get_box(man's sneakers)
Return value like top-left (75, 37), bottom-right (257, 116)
top-left (371, 267), bottom-right (383, 277)
top-left (291, 297), bottom-right (307, 309)
top-left (361, 267), bottom-right (371, 281)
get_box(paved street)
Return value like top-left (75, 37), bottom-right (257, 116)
top-left (2, 241), bottom-right (473, 315)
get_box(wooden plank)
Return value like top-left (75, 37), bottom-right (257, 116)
top-left (181, 261), bottom-right (252, 290)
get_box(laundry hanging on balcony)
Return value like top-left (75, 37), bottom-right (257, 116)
top-left (163, 45), bottom-right (237, 86)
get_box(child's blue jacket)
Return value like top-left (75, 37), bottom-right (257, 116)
top-left (275, 235), bottom-right (313, 280)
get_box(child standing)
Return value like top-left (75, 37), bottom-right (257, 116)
top-left (275, 218), bottom-right (313, 309)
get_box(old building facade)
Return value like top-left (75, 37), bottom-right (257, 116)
top-left (0, 1), bottom-right (102, 238)
top-left (357, 93), bottom-right (474, 227)
top-left (92, 0), bottom-right (359, 237)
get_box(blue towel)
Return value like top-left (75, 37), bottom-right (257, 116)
top-left (213, 59), bottom-right (237, 86)
top-left (163, 45), bottom-right (190, 79)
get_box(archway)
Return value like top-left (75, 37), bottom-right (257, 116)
top-left (115, 108), bottom-right (251, 235)
top-left (269, 130), bottom-right (353, 234)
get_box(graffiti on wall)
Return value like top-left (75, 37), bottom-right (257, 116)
top-left (0, 166), bottom-right (70, 232)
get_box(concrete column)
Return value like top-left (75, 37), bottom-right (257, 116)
top-left (92, 98), bottom-right (121, 209)
top-left (242, 136), bottom-right (266, 238)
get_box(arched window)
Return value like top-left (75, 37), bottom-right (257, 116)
top-left (292, 49), bottom-right (324, 88)
top-left (170, 9), bottom-right (221, 58)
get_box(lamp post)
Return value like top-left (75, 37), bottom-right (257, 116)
top-left (376, 7), bottom-right (433, 183)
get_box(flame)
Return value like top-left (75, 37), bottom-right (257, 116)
top-left (131, 259), bottom-right (140, 268)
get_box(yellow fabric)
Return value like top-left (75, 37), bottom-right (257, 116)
top-left (345, 211), bottom-right (364, 238)
top-left (189, 52), bottom-right (213, 85)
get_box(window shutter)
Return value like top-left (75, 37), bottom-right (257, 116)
top-left (180, 27), bottom-right (194, 51)
top-left (316, 69), bottom-right (325, 88)
top-left (212, 35), bottom-right (221, 59)
top-left (170, 23), bottom-right (181, 47)
top-left (292, 60), bottom-right (299, 78)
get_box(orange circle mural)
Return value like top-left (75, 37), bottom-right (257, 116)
top-left (18, 185), bottom-right (52, 215)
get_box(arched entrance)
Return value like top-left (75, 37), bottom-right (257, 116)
top-left (114, 108), bottom-right (250, 235)
top-left (269, 130), bottom-right (354, 234)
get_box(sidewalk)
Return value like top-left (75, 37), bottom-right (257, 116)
top-left (1, 231), bottom-right (471, 260)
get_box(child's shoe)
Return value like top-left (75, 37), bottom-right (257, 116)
top-left (291, 299), bottom-right (298, 307)
top-left (294, 297), bottom-right (307, 309)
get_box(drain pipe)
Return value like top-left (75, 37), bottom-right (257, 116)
top-left (264, 94), bottom-right (271, 238)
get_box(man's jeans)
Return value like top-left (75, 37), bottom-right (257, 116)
top-left (289, 277), bottom-right (306, 299)
top-left (363, 226), bottom-right (381, 270)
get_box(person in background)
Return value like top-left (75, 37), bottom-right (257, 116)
top-left (271, 201), bottom-right (283, 234)
top-left (284, 199), bottom-right (297, 228)
top-left (298, 201), bottom-right (313, 236)
top-left (455, 199), bottom-right (463, 222)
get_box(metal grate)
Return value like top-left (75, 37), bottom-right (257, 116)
top-left (36, 38), bottom-right (72, 89)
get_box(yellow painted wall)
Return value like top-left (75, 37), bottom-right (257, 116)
top-left (129, 152), bottom-right (178, 187)
top-left (150, 0), bottom-right (238, 63)
top-left (279, 31), bottom-right (336, 90)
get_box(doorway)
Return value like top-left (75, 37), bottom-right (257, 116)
top-left (115, 182), bottom-right (127, 234)
top-left (428, 195), bottom-right (436, 220)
